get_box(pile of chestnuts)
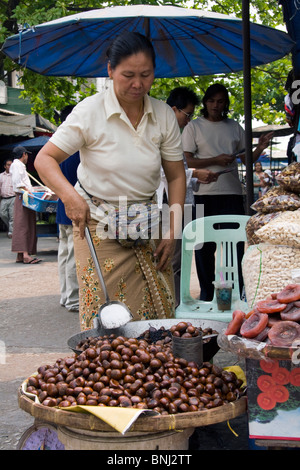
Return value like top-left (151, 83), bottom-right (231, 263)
top-left (76, 323), bottom-right (218, 350)
top-left (25, 326), bottom-right (244, 414)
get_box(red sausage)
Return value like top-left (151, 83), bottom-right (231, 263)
top-left (277, 284), bottom-right (300, 304)
top-left (268, 321), bottom-right (300, 347)
top-left (256, 299), bottom-right (287, 314)
top-left (240, 312), bottom-right (269, 339)
top-left (225, 310), bottom-right (246, 335)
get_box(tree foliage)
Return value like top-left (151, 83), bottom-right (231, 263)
top-left (0, 0), bottom-right (292, 124)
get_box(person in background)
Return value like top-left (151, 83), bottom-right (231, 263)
top-left (284, 69), bottom-right (299, 164)
top-left (261, 169), bottom-right (273, 195)
top-left (163, 86), bottom-right (218, 306)
top-left (56, 105), bottom-right (80, 313)
top-left (253, 161), bottom-right (264, 201)
top-left (10, 146), bottom-right (41, 264)
top-left (182, 83), bottom-right (272, 301)
top-left (34, 32), bottom-right (186, 330)
top-left (0, 159), bottom-right (15, 238)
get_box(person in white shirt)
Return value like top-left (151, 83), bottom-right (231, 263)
top-left (182, 83), bottom-right (272, 301)
top-left (162, 86), bottom-right (218, 306)
top-left (0, 159), bottom-right (15, 237)
top-left (34, 32), bottom-right (186, 330)
top-left (10, 146), bottom-right (41, 264)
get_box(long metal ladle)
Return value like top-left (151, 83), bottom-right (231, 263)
top-left (85, 227), bottom-right (133, 330)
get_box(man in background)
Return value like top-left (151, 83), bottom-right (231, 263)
top-left (56, 105), bottom-right (80, 312)
top-left (0, 158), bottom-right (15, 238)
top-left (164, 87), bottom-right (218, 306)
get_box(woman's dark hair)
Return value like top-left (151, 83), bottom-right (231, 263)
top-left (106, 32), bottom-right (156, 70)
top-left (201, 83), bottom-right (230, 119)
top-left (166, 87), bottom-right (200, 109)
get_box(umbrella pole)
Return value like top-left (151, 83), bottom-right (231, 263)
top-left (242, 0), bottom-right (254, 215)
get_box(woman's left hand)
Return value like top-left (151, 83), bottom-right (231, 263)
top-left (154, 238), bottom-right (176, 271)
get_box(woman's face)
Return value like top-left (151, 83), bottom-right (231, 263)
top-left (108, 52), bottom-right (155, 106)
top-left (255, 162), bottom-right (262, 171)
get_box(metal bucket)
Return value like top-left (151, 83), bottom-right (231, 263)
top-left (172, 333), bottom-right (203, 366)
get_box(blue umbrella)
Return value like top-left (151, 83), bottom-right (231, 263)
top-left (1, 5), bottom-right (294, 78)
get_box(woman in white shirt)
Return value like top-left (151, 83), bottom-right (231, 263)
top-left (182, 83), bottom-right (272, 301)
top-left (35, 32), bottom-right (186, 330)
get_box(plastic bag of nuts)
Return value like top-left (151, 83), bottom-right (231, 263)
top-left (246, 212), bottom-right (280, 245)
top-left (251, 186), bottom-right (300, 214)
top-left (276, 162), bottom-right (300, 194)
top-left (255, 209), bottom-right (300, 247)
top-left (242, 243), bottom-right (300, 307)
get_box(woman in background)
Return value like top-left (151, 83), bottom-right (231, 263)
top-left (253, 161), bottom-right (264, 201)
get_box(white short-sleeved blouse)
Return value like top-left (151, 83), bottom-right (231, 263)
top-left (50, 84), bottom-right (183, 205)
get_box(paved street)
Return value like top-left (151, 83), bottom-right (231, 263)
top-left (0, 231), bottom-right (250, 451)
top-left (0, 232), bottom-right (80, 449)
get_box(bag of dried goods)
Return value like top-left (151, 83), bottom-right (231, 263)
top-left (242, 243), bottom-right (300, 307)
top-left (251, 186), bottom-right (300, 214)
top-left (276, 162), bottom-right (300, 194)
top-left (255, 209), bottom-right (300, 247)
top-left (246, 212), bottom-right (280, 245)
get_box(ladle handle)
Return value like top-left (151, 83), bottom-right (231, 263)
top-left (85, 227), bottom-right (110, 303)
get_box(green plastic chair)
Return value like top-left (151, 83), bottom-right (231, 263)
top-left (175, 214), bottom-right (250, 322)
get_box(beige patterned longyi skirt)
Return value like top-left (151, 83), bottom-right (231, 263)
top-left (73, 220), bottom-right (175, 331)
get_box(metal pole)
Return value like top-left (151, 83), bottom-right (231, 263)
top-left (242, 0), bottom-right (254, 214)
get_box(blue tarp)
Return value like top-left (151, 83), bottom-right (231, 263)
top-left (0, 136), bottom-right (50, 151)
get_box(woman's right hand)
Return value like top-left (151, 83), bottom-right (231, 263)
top-left (64, 192), bottom-right (91, 239)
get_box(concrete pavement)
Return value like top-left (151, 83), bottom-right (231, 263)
top-left (0, 231), bottom-right (249, 451)
top-left (0, 232), bottom-right (80, 449)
